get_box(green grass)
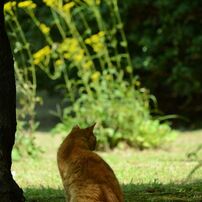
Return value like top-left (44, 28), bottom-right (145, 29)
top-left (12, 130), bottom-right (202, 202)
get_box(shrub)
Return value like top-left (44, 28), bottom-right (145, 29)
top-left (54, 73), bottom-right (177, 149)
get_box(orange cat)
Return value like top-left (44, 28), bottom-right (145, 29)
top-left (57, 124), bottom-right (124, 202)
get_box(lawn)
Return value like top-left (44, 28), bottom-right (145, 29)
top-left (12, 130), bottom-right (202, 202)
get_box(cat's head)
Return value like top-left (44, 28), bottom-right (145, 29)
top-left (70, 123), bottom-right (97, 150)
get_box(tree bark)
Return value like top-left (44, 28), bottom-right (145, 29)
top-left (0, 2), bottom-right (25, 201)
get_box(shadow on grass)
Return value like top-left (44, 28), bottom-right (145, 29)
top-left (24, 180), bottom-right (202, 202)
top-left (124, 180), bottom-right (202, 202)
top-left (24, 188), bottom-right (65, 202)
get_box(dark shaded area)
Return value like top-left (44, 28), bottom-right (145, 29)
top-left (35, 91), bottom-right (61, 131)
top-left (24, 188), bottom-right (64, 202)
top-left (121, 0), bottom-right (202, 128)
top-left (24, 180), bottom-right (202, 202)
top-left (124, 180), bottom-right (202, 202)
top-left (0, 1), bottom-right (25, 201)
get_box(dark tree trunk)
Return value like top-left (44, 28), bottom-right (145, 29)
top-left (0, 2), bottom-right (25, 201)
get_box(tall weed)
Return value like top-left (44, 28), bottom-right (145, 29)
top-left (4, 0), bottom-right (177, 151)
top-left (4, 1), bottom-right (41, 159)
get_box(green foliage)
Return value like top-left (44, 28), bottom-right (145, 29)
top-left (12, 133), bottom-right (42, 161)
top-left (54, 70), bottom-right (177, 149)
top-left (5, 1), bottom-right (41, 159)
top-left (12, 120), bottom-right (42, 161)
top-left (121, 0), bottom-right (202, 116)
top-left (5, 0), bottom-right (177, 151)
top-left (13, 81), bottom-right (42, 160)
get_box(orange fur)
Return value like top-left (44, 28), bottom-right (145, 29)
top-left (57, 124), bottom-right (124, 202)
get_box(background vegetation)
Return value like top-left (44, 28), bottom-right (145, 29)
top-left (3, 1), bottom-right (202, 201)
top-left (4, 0), bottom-right (180, 156)
top-left (4, 0), bottom-right (202, 154)
top-left (121, 0), bottom-right (202, 127)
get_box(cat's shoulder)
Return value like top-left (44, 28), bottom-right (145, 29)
top-left (79, 150), bottom-right (114, 171)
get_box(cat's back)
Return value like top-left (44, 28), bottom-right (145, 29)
top-left (69, 150), bottom-right (124, 202)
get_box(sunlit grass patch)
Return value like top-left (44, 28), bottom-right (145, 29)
top-left (12, 131), bottom-right (202, 201)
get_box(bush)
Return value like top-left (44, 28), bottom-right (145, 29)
top-left (53, 70), bottom-right (177, 150)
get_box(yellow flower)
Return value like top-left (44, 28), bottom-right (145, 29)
top-left (83, 60), bottom-right (93, 70)
top-left (69, 38), bottom-right (79, 53)
top-left (73, 49), bottom-right (84, 62)
top-left (4, 1), bottom-right (16, 12)
top-left (98, 31), bottom-right (105, 37)
top-left (96, 0), bottom-right (101, 5)
top-left (84, 0), bottom-right (101, 6)
top-left (91, 71), bottom-right (100, 82)
top-left (63, 2), bottom-right (75, 12)
top-left (59, 39), bottom-right (69, 53)
top-left (18, 1), bottom-right (36, 9)
top-left (39, 23), bottom-right (50, 34)
top-left (93, 43), bottom-right (104, 53)
top-left (64, 53), bottom-right (71, 59)
top-left (85, 32), bottom-right (105, 53)
top-left (59, 38), bottom-right (78, 54)
top-left (73, 54), bottom-right (82, 62)
top-left (91, 34), bottom-right (100, 43)
top-left (43, 0), bottom-right (56, 7)
top-left (43, 0), bottom-right (62, 8)
top-left (85, 38), bottom-right (91, 45)
top-left (55, 59), bottom-right (63, 66)
top-left (59, 38), bottom-right (85, 63)
top-left (33, 46), bottom-right (51, 65)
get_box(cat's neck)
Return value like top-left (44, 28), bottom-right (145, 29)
top-left (71, 137), bottom-right (91, 154)
top-left (58, 136), bottom-right (90, 161)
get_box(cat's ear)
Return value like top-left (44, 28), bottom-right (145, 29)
top-left (87, 123), bottom-right (96, 131)
top-left (72, 125), bottom-right (80, 130)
